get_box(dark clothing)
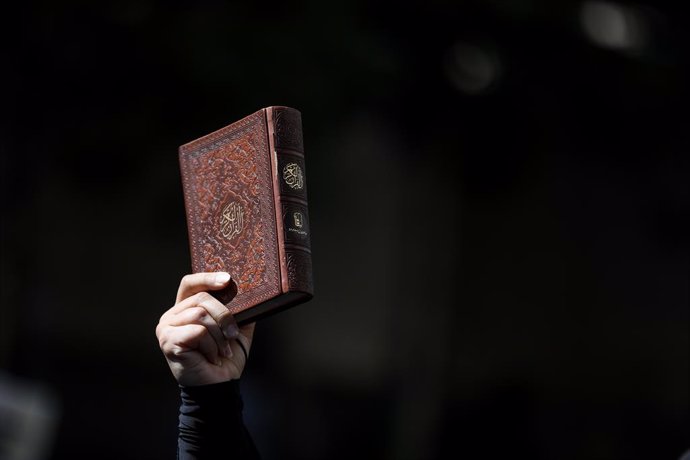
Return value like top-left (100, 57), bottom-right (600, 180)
top-left (178, 380), bottom-right (260, 460)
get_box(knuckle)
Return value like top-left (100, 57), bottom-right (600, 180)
top-left (158, 310), bottom-right (172, 324)
top-left (193, 291), bottom-right (212, 305)
top-left (167, 344), bottom-right (183, 358)
top-left (188, 306), bottom-right (207, 322)
top-left (156, 327), bottom-right (170, 347)
top-left (216, 309), bottom-right (234, 327)
top-left (180, 274), bottom-right (194, 288)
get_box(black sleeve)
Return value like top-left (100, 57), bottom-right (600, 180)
top-left (177, 380), bottom-right (261, 460)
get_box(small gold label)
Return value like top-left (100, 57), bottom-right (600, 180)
top-left (293, 211), bottom-right (304, 228)
top-left (283, 163), bottom-right (304, 190)
top-left (220, 201), bottom-right (244, 240)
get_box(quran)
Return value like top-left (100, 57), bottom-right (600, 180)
top-left (179, 107), bottom-right (313, 325)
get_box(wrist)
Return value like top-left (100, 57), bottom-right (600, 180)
top-left (179, 380), bottom-right (244, 416)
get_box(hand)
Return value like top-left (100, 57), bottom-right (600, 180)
top-left (156, 272), bottom-right (255, 386)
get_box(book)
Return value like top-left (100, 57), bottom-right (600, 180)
top-left (179, 106), bottom-right (313, 325)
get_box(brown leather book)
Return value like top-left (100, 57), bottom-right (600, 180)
top-left (179, 106), bottom-right (313, 325)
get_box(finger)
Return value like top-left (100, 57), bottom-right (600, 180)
top-left (232, 323), bottom-right (256, 365)
top-left (176, 272), bottom-right (232, 303)
top-left (161, 323), bottom-right (223, 367)
top-left (169, 306), bottom-right (233, 358)
top-left (170, 291), bottom-right (240, 341)
top-left (238, 323), bottom-right (256, 351)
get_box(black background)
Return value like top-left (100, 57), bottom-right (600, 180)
top-left (1, 1), bottom-right (688, 459)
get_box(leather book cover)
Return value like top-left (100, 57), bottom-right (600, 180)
top-left (179, 106), bottom-right (313, 325)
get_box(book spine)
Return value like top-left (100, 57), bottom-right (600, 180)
top-left (267, 107), bottom-right (314, 296)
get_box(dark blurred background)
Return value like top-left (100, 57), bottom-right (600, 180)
top-left (1, 0), bottom-right (688, 459)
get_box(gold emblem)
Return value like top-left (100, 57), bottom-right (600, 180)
top-left (282, 163), bottom-right (304, 190)
top-left (293, 211), bottom-right (304, 228)
top-left (220, 201), bottom-right (244, 240)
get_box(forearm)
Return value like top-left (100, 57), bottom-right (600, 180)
top-left (178, 380), bottom-right (260, 460)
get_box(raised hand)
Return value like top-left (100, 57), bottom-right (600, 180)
top-left (156, 272), bottom-right (255, 386)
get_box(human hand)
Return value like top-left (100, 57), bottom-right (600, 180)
top-left (156, 272), bottom-right (255, 387)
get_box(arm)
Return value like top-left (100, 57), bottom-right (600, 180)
top-left (156, 272), bottom-right (260, 459)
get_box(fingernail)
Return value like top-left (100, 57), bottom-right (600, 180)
top-left (215, 272), bottom-right (231, 286)
top-left (215, 358), bottom-right (223, 367)
top-left (223, 323), bottom-right (239, 339)
top-left (224, 344), bottom-right (234, 359)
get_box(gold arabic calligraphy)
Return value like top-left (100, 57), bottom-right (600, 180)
top-left (220, 201), bottom-right (244, 240)
top-left (283, 163), bottom-right (304, 190)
